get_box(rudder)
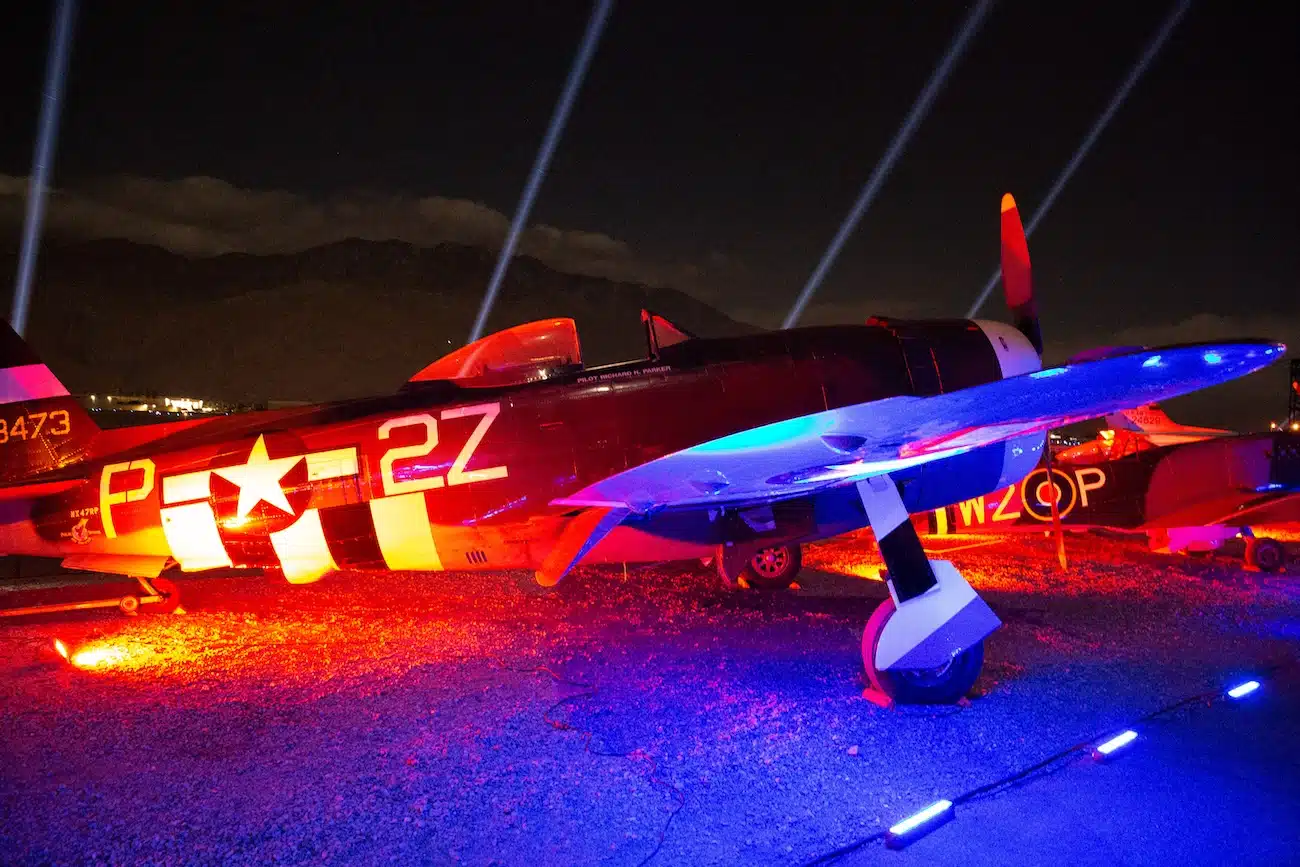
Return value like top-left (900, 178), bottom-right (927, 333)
top-left (0, 321), bottom-right (99, 483)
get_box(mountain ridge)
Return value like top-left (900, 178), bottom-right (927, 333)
top-left (2, 237), bottom-right (755, 402)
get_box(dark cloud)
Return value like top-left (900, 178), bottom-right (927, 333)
top-left (0, 173), bottom-right (740, 300)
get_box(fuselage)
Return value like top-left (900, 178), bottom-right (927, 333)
top-left (1, 318), bottom-right (1039, 582)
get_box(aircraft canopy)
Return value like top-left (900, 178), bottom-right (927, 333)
top-left (409, 318), bottom-right (583, 388)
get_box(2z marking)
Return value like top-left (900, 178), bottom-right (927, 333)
top-left (378, 403), bottom-right (508, 497)
top-left (0, 410), bottom-right (69, 444)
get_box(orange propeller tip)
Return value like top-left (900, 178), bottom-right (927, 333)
top-left (1000, 193), bottom-right (1018, 213)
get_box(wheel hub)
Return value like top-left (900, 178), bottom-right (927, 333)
top-left (751, 547), bottom-right (789, 577)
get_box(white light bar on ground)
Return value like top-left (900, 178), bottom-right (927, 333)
top-left (1092, 730), bottom-right (1138, 760)
top-left (885, 799), bottom-right (955, 849)
top-left (1227, 680), bottom-right (1261, 699)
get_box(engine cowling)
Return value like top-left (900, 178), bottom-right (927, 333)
top-left (895, 318), bottom-right (1045, 512)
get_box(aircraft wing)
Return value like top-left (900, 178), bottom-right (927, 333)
top-left (1142, 489), bottom-right (1300, 530)
top-left (554, 342), bottom-right (1283, 513)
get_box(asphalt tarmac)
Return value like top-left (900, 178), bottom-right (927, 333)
top-left (1, 531), bottom-right (1297, 866)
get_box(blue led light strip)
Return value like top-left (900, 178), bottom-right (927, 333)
top-left (802, 665), bottom-right (1281, 865)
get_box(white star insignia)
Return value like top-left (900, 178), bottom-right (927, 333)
top-left (212, 434), bottom-right (303, 519)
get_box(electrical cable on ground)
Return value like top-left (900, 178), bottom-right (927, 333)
top-left (489, 655), bottom-right (686, 867)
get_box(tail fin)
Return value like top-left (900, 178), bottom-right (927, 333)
top-left (1104, 402), bottom-right (1233, 446)
top-left (0, 321), bottom-right (99, 483)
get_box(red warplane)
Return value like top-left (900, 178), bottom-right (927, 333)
top-left (0, 195), bottom-right (1285, 702)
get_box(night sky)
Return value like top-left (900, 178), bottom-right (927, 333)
top-left (1, 2), bottom-right (1296, 425)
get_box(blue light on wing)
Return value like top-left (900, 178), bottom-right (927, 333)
top-left (691, 415), bottom-right (826, 453)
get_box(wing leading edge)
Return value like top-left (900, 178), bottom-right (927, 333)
top-left (553, 341), bottom-right (1284, 513)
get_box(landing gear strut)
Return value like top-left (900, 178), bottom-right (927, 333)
top-left (856, 475), bottom-right (1000, 704)
top-left (0, 573), bottom-right (184, 619)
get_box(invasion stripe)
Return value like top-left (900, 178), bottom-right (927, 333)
top-left (370, 492), bottom-right (443, 571)
top-left (319, 502), bottom-right (389, 570)
top-left (270, 508), bottom-right (337, 584)
top-left (160, 502), bottom-right (233, 572)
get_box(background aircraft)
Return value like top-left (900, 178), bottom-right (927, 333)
top-left (928, 403), bottom-right (1299, 572)
top-left (1103, 402), bottom-right (1235, 446)
top-left (0, 195), bottom-right (1284, 703)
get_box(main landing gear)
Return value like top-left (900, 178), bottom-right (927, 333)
top-left (1245, 536), bottom-right (1287, 573)
top-left (715, 542), bottom-right (803, 591)
top-left (856, 475), bottom-right (1000, 704)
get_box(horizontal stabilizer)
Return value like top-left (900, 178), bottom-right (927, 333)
top-left (0, 477), bottom-right (85, 501)
top-left (1104, 402), bottom-right (1234, 444)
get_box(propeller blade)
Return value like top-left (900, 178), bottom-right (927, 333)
top-left (1000, 193), bottom-right (1043, 355)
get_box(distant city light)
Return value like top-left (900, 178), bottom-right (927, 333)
top-left (81, 395), bottom-right (258, 418)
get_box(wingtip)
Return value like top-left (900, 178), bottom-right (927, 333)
top-left (1000, 193), bottom-right (1017, 214)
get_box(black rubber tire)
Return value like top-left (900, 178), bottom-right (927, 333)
top-left (150, 576), bottom-right (184, 614)
top-left (717, 543), bottom-right (802, 591)
top-left (861, 597), bottom-right (984, 705)
top-left (1246, 538), bottom-right (1287, 573)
